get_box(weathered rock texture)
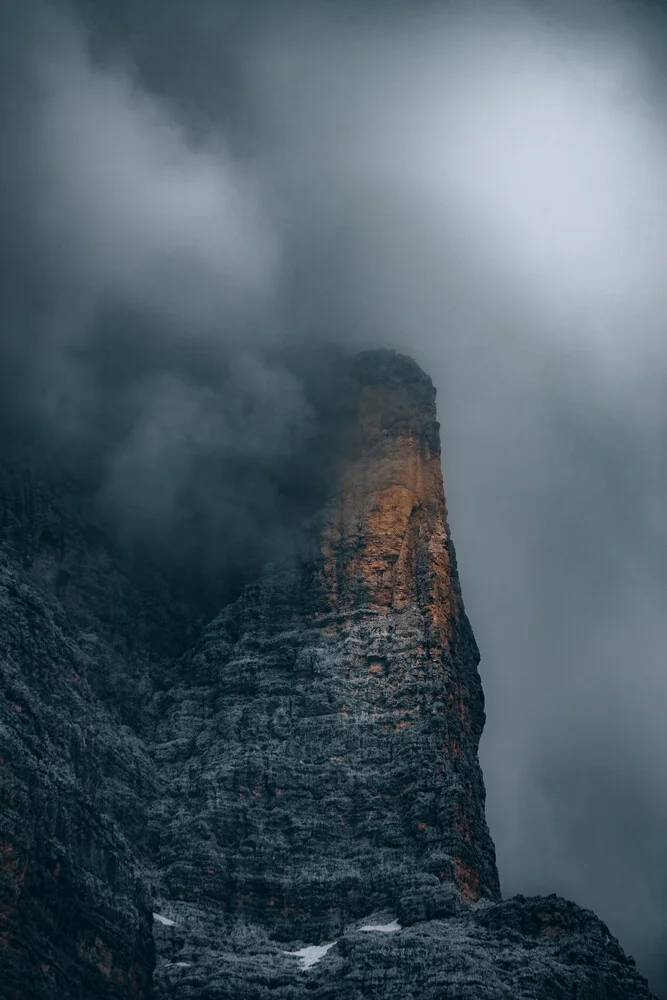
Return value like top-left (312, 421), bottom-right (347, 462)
top-left (0, 350), bottom-right (657, 999)
top-left (0, 472), bottom-right (158, 999)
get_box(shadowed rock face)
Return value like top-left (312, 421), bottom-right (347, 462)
top-left (0, 474), bottom-right (158, 999)
top-left (0, 350), bottom-right (657, 999)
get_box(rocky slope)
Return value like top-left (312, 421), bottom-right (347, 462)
top-left (0, 350), bottom-right (656, 998)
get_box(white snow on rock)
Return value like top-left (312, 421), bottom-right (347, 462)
top-left (285, 942), bottom-right (337, 970)
top-left (153, 913), bottom-right (176, 927)
top-left (359, 920), bottom-right (401, 933)
top-left (174, 962), bottom-right (191, 968)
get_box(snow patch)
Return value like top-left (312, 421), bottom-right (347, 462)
top-left (153, 913), bottom-right (176, 927)
top-left (285, 942), bottom-right (337, 970)
top-left (174, 962), bottom-right (191, 968)
top-left (359, 919), bottom-right (401, 933)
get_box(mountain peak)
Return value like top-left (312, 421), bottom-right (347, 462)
top-left (0, 350), bottom-right (656, 999)
top-left (146, 346), bottom-right (500, 941)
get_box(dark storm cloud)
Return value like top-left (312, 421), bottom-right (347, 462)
top-left (0, 1), bottom-right (322, 599)
top-left (2, 0), bottom-right (667, 992)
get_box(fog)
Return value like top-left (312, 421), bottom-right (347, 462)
top-left (1, 0), bottom-right (666, 991)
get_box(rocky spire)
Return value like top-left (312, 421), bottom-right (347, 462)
top-left (153, 350), bottom-right (499, 941)
top-left (313, 350), bottom-right (500, 902)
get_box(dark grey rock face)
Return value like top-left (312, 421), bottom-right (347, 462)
top-left (0, 550), bottom-right (156, 999)
top-left (0, 352), bottom-right (657, 999)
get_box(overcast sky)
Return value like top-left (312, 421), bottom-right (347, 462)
top-left (2, 0), bottom-right (666, 991)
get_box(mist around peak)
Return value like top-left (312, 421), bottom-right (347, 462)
top-left (2, 1), bottom-right (667, 991)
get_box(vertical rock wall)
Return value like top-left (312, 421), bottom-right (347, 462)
top-left (152, 351), bottom-right (499, 943)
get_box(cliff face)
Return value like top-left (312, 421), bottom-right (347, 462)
top-left (317, 351), bottom-right (498, 904)
top-left (149, 352), bottom-right (498, 970)
top-left (0, 351), bottom-right (656, 999)
top-left (0, 471), bottom-right (158, 999)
